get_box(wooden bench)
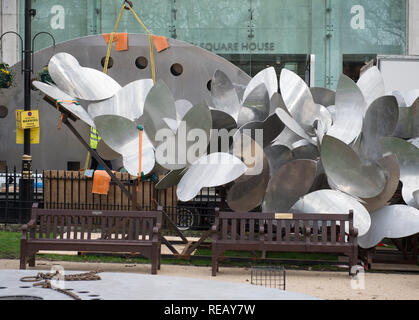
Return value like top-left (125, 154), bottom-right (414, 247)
top-left (20, 204), bottom-right (162, 274)
top-left (211, 209), bottom-right (359, 276)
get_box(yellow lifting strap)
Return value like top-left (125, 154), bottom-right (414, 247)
top-left (84, 2), bottom-right (157, 171)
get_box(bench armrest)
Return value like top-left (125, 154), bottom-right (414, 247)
top-left (21, 218), bottom-right (37, 235)
top-left (349, 226), bottom-right (358, 238)
top-left (259, 226), bottom-right (265, 243)
top-left (152, 223), bottom-right (161, 242)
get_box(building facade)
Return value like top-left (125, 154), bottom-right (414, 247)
top-left (0, 0), bottom-right (415, 89)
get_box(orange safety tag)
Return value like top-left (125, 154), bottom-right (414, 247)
top-left (92, 170), bottom-right (111, 195)
top-left (152, 35), bottom-right (169, 52)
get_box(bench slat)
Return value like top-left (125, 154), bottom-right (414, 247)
top-left (340, 220), bottom-right (345, 243)
top-left (80, 216), bottom-right (86, 240)
top-left (285, 220), bottom-right (290, 242)
top-left (114, 217), bottom-right (120, 240)
top-left (87, 216), bottom-right (92, 240)
top-left (231, 219), bottom-right (237, 241)
top-left (222, 219), bottom-right (228, 240)
top-left (240, 219), bottom-right (246, 241)
top-left (331, 220), bottom-right (336, 243)
top-left (60, 216), bottom-right (64, 240)
top-left (322, 220), bottom-right (327, 244)
top-left (313, 220), bottom-right (318, 243)
top-left (249, 219), bottom-right (254, 241)
top-left (73, 216), bottom-right (78, 240)
top-left (121, 217), bottom-right (127, 241)
top-left (66, 216), bottom-right (71, 240)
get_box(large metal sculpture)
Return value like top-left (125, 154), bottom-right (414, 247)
top-left (17, 38), bottom-right (419, 251)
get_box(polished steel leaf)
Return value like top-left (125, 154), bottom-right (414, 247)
top-left (361, 154), bottom-right (400, 213)
top-left (262, 159), bottom-right (317, 213)
top-left (291, 189), bottom-right (372, 237)
top-left (211, 70), bottom-right (241, 122)
top-left (280, 68), bottom-right (319, 132)
top-left (176, 152), bottom-right (247, 202)
top-left (142, 80), bottom-right (177, 148)
top-left (48, 52), bottom-right (121, 101)
top-left (237, 83), bottom-right (270, 127)
top-left (358, 205), bottom-right (419, 249)
top-left (275, 108), bottom-right (316, 146)
top-left (227, 136), bottom-right (270, 212)
top-left (155, 169), bottom-right (185, 190)
top-left (321, 135), bottom-right (387, 198)
top-left (357, 66), bottom-right (385, 109)
top-left (237, 113), bottom-right (284, 148)
top-left (414, 190), bottom-right (419, 206)
top-left (360, 95), bottom-right (399, 161)
top-left (210, 109), bottom-right (237, 130)
top-left (327, 75), bottom-right (365, 145)
top-left (394, 98), bottom-right (419, 139)
top-left (310, 87), bottom-right (335, 107)
top-left (97, 139), bottom-right (121, 161)
top-left (242, 66), bottom-right (278, 101)
top-left (88, 79), bottom-right (153, 121)
top-left (264, 144), bottom-right (293, 177)
top-left (33, 81), bottom-right (95, 128)
top-left (94, 115), bottom-right (155, 176)
top-left (381, 137), bottom-right (419, 208)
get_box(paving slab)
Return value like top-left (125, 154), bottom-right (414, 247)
top-left (0, 270), bottom-right (319, 300)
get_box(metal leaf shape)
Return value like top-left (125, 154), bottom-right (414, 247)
top-left (327, 75), bottom-right (365, 145)
top-left (33, 81), bottom-right (95, 128)
top-left (262, 159), bottom-right (317, 213)
top-left (358, 205), bottom-right (419, 249)
top-left (142, 80), bottom-right (177, 148)
top-left (310, 87), bottom-right (335, 107)
top-left (176, 152), bottom-right (247, 202)
top-left (321, 135), bottom-right (387, 198)
top-left (211, 70), bottom-right (241, 122)
top-left (381, 137), bottom-right (419, 208)
top-left (291, 189), bottom-right (372, 237)
top-left (360, 95), bottom-right (399, 161)
top-left (237, 83), bottom-right (270, 127)
top-left (242, 66), bottom-right (278, 101)
top-left (275, 108), bottom-right (316, 146)
top-left (357, 66), bottom-right (385, 109)
top-left (48, 52), bottom-right (121, 101)
top-left (88, 79), bottom-right (153, 121)
top-left (94, 115), bottom-right (155, 176)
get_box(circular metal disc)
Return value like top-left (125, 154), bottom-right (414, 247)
top-left (321, 135), bottom-right (387, 198)
top-left (381, 137), bottom-right (419, 208)
top-left (48, 52), bottom-right (121, 101)
top-left (290, 189), bottom-right (372, 237)
top-left (358, 205), bottom-right (419, 249)
top-left (88, 79), bottom-right (153, 121)
top-left (262, 159), bottom-right (318, 213)
top-left (394, 98), bottom-right (419, 139)
top-left (176, 152), bottom-right (247, 202)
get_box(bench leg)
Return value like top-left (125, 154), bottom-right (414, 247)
top-left (19, 241), bottom-right (27, 270)
top-left (28, 254), bottom-right (36, 267)
top-left (151, 247), bottom-right (158, 275)
top-left (212, 250), bottom-right (218, 277)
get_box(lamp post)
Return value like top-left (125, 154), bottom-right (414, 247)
top-left (20, 0), bottom-right (37, 207)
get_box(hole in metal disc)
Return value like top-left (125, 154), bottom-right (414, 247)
top-left (77, 291), bottom-right (89, 294)
top-left (135, 56), bottom-right (148, 69)
top-left (170, 63), bottom-right (183, 76)
top-left (207, 80), bottom-right (212, 91)
top-left (0, 106), bottom-right (8, 118)
top-left (0, 287), bottom-right (7, 289)
top-left (101, 56), bottom-right (114, 69)
top-left (88, 294), bottom-right (100, 297)
top-left (0, 295), bottom-right (43, 300)
top-left (19, 286), bottom-right (31, 289)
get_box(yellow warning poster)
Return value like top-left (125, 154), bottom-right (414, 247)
top-left (16, 109), bottom-right (40, 129)
top-left (16, 127), bottom-right (40, 144)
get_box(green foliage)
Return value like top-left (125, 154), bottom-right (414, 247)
top-left (38, 65), bottom-right (55, 84)
top-left (0, 63), bottom-right (15, 89)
